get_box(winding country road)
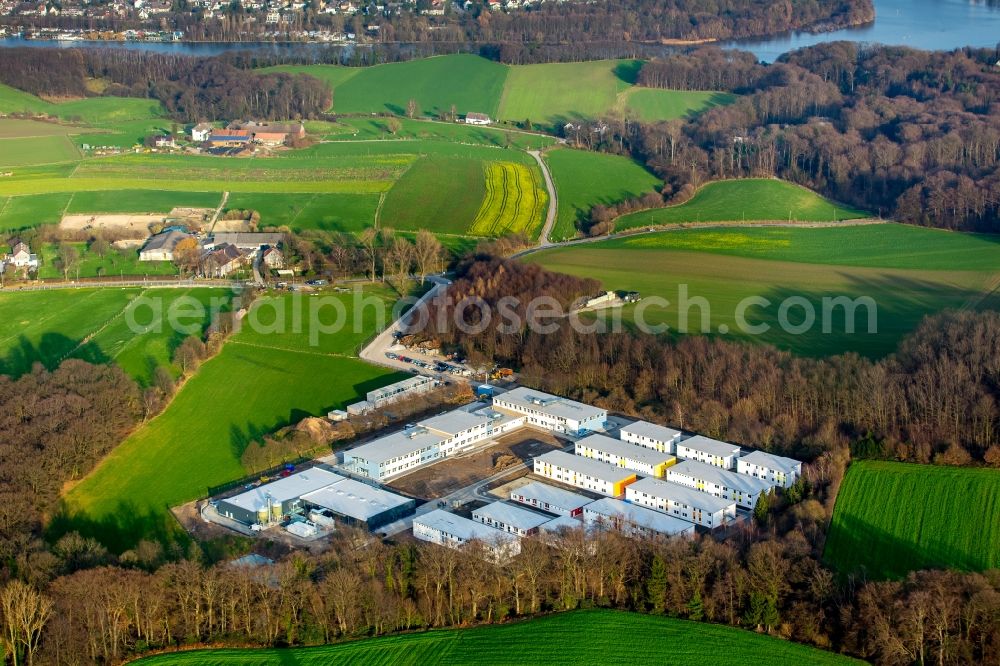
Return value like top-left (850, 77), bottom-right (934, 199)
top-left (528, 149), bottom-right (558, 246)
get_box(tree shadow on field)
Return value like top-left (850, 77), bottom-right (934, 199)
top-left (0, 333), bottom-right (110, 378)
top-left (613, 60), bottom-right (643, 85)
top-left (48, 498), bottom-right (189, 554)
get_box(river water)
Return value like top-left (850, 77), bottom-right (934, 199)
top-left (1, 0), bottom-right (999, 61)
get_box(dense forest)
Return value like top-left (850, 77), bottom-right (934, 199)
top-left (418, 257), bottom-right (1000, 467)
top-left (591, 43), bottom-right (1000, 232)
top-left (0, 49), bottom-right (331, 122)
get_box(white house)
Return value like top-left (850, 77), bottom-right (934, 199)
top-left (413, 509), bottom-right (520, 560)
top-left (472, 501), bottom-right (551, 537)
top-left (583, 497), bottom-right (694, 539)
top-left (493, 386), bottom-right (606, 435)
top-left (737, 450), bottom-right (802, 488)
top-left (4, 241), bottom-right (39, 270)
top-left (676, 435), bottom-right (742, 470)
top-left (575, 432), bottom-right (676, 478)
top-left (625, 477), bottom-right (737, 528)
top-left (533, 450), bottom-right (636, 497)
top-left (191, 122), bottom-right (214, 142)
top-left (619, 420), bottom-right (682, 455)
top-left (509, 480), bottom-right (593, 517)
top-left (667, 459), bottom-right (773, 510)
top-left (464, 112), bottom-right (491, 125)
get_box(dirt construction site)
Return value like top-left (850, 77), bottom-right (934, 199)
top-left (386, 428), bottom-right (566, 500)
top-left (60, 207), bottom-right (214, 237)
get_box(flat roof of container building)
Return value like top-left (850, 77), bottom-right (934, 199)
top-left (678, 435), bottom-right (742, 458)
top-left (739, 450), bottom-right (801, 475)
top-left (494, 386), bottom-right (606, 422)
top-left (669, 460), bottom-right (773, 495)
top-left (620, 420), bottom-right (682, 443)
top-left (301, 477), bottom-right (413, 522)
top-left (345, 426), bottom-right (445, 466)
top-left (540, 514), bottom-right (585, 534)
top-left (473, 501), bottom-right (552, 531)
top-left (420, 409), bottom-right (491, 437)
top-left (511, 480), bottom-right (594, 511)
top-left (367, 375), bottom-right (434, 402)
top-left (585, 497), bottom-right (694, 536)
top-left (534, 450), bottom-right (636, 484)
top-left (576, 433), bottom-right (676, 466)
top-left (221, 468), bottom-right (343, 514)
top-left (416, 509), bottom-right (519, 545)
top-left (628, 477), bottom-right (736, 513)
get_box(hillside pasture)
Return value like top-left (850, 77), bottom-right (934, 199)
top-left (224, 192), bottom-right (381, 232)
top-left (62, 288), bottom-right (403, 551)
top-left (616, 179), bottom-right (867, 230)
top-left (0, 135), bottom-right (80, 167)
top-left (527, 225), bottom-right (1000, 357)
top-left (469, 161), bottom-right (547, 238)
top-left (825, 461), bottom-right (1000, 579)
top-left (134, 609), bottom-right (860, 666)
top-left (380, 155), bottom-right (486, 234)
top-left (544, 148), bottom-right (661, 240)
top-left (320, 116), bottom-right (556, 150)
top-left (0, 82), bottom-right (51, 114)
top-left (623, 88), bottom-right (736, 122)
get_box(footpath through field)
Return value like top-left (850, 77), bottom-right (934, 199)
top-left (529, 149), bottom-right (558, 245)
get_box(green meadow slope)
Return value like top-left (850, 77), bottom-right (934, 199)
top-left (135, 609), bottom-right (860, 666)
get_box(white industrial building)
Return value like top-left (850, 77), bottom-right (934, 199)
top-left (737, 450), bottom-right (802, 488)
top-left (422, 406), bottom-right (523, 457)
top-left (413, 509), bottom-right (520, 560)
top-left (347, 375), bottom-right (437, 415)
top-left (539, 514), bottom-right (584, 535)
top-left (533, 450), bottom-right (637, 497)
top-left (493, 386), bottom-right (607, 435)
top-left (676, 435), bottom-right (742, 470)
top-left (299, 477), bottom-right (415, 530)
top-left (509, 480), bottom-right (593, 517)
top-left (619, 420), bottom-right (682, 454)
top-left (472, 501), bottom-right (552, 537)
top-left (667, 460), bottom-right (773, 509)
top-left (575, 433), bottom-right (676, 478)
top-left (216, 468), bottom-right (343, 525)
top-left (344, 426), bottom-right (444, 480)
top-left (584, 497), bottom-right (695, 538)
top-left (625, 477), bottom-right (737, 528)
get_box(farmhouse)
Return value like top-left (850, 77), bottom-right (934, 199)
top-left (261, 246), bottom-right (285, 269)
top-left (667, 459), bottom-right (773, 510)
top-left (737, 450), bottom-right (802, 488)
top-left (464, 112), bottom-right (492, 125)
top-left (625, 477), bottom-right (737, 528)
top-left (299, 477), bottom-right (415, 531)
top-left (139, 229), bottom-right (192, 262)
top-left (533, 450), bottom-right (637, 497)
top-left (253, 131), bottom-right (288, 146)
top-left (509, 480), bottom-right (593, 517)
top-left (153, 135), bottom-right (176, 149)
top-left (3, 240), bottom-right (39, 270)
top-left (472, 501), bottom-right (551, 537)
top-left (209, 232), bottom-right (286, 251)
top-left (620, 420), bottom-right (682, 455)
top-left (201, 242), bottom-right (246, 277)
top-left (676, 435), bottom-right (742, 470)
top-left (583, 497), bottom-right (695, 538)
top-left (231, 121), bottom-right (307, 143)
top-left (191, 122), bottom-right (214, 142)
top-left (413, 509), bottom-right (521, 560)
top-left (215, 468), bottom-right (342, 526)
top-left (493, 386), bottom-right (607, 435)
top-left (575, 432), bottom-right (676, 478)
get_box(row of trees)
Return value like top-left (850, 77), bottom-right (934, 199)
top-left (417, 257), bottom-right (1000, 466)
top-left (580, 43), bottom-right (1000, 232)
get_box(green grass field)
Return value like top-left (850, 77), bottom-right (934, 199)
top-left (66, 189), bottom-right (223, 214)
top-left (34, 242), bottom-right (179, 280)
top-left (544, 147), bottom-right (662, 240)
top-left (380, 155), bottom-right (486, 235)
top-left (272, 55), bottom-right (509, 117)
top-left (266, 56), bottom-right (734, 129)
top-left (0, 83), bottom-right (52, 115)
top-left (527, 224), bottom-right (1000, 357)
top-left (616, 179), bottom-right (867, 230)
top-left (0, 287), bottom-right (230, 384)
top-left (0, 135), bottom-right (80, 167)
top-left (225, 192), bottom-right (381, 232)
top-left (623, 88), bottom-right (737, 122)
top-left (825, 461), bottom-right (1000, 579)
top-left (62, 288), bottom-right (403, 551)
top-left (0, 192), bottom-right (74, 231)
top-left (134, 609), bottom-right (859, 665)
top-left (317, 117), bottom-right (556, 150)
